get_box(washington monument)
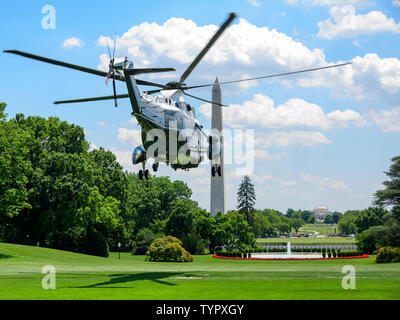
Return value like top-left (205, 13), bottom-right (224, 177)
top-left (210, 78), bottom-right (225, 215)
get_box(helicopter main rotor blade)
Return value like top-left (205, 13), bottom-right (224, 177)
top-left (177, 12), bottom-right (237, 86)
top-left (54, 94), bottom-right (129, 105)
top-left (183, 92), bottom-right (228, 107)
top-left (3, 50), bottom-right (166, 88)
top-left (144, 89), bottom-right (163, 95)
top-left (184, 62), bottom-right (352, 90)
top-left (136, 79), bottom-right (166, 88)
top-left (4, 50), bottom-right (126, 81)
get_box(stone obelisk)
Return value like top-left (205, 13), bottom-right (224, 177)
top-left (210, 78), bottom-right (225, 215)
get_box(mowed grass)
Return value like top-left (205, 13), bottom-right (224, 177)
top-left (0, 242), bottom-right (399, 300)
top-left (299, 224), bottom-right (338, 235)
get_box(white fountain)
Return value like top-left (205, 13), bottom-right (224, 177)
top-left (252, 240), bottom-right (323, 259)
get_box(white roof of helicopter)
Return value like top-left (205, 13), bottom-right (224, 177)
top-left (160, 89), bottom-right (184, 101)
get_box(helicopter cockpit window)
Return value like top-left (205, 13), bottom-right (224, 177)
top-left (175, 101), bottom-right (186, 109)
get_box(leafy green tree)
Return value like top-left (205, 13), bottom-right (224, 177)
top-left (131, 228), bottom-right (156, 255)
top-left (252, 212), bottom-right (272, 237)
top-left (224, 211), bottom-right (256, 249)
top-left (286, 208), bottom-right (295, 218)
top-left (324, 215), bottom-right (334, 224)
top-left (338, 214), bottom-right (357, 234)
top-left (0, 104), bottom-right (32, 230)
top-left (354, 207), bottom-right (388, 233)
top-left (237, 175), bottom-right (256, 226)
top-left (277, 221), bottom-right (291, 235)
top-left (165, 198), bottom-right (197, 240)
top-left (126, 173), bottom-right (192, 232)
top-left (375, 156), bottom-right (400, 209)
top-left (291, 218), bottom-right (304, 233)
top-left (332, 211), bottom-right (342, 224)
top-left (371, 156), bottom-right (400, 248)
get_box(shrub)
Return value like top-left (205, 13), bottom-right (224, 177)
top-left (375, 247), bottom-right (400, 263)
top-left (146, 236), bottom-right (193, 262)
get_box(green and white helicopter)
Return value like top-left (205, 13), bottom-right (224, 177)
top-left (4, 12), bottom-right (350, 180)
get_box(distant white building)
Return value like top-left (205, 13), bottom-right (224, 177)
top-left (313, 205), bottom-right (331, 223)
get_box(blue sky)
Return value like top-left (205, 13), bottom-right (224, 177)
top-left (1, 0), bottom-right (400, 213)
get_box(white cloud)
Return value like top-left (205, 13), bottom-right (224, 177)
top-left (326, 109), bottom-right (366, 126)
top-left (96, 18), bottom-right (326, 83)
top-left (392, 0), bottom-right (400, 7)
top-left (300, 173), bottom-right (349, 191)
top-left (199, 95), bottom-right (364, 130)
top-left (117, 128), bottom-right (142, 147)
top-left (95, 17), bottom-right (400, 110)
top-left (89, 143), bottom-right (98, 151)
top-left (297, 54), bottom-right (400, 102)
top-left (110, 148), bottom-right (132, 171)
top-left (62, 37), bottom-right (84, 49)
top-left (230, 170), bottom-right (296, 187)
top-left (317, 6), bottom-right (400, 39)
top-left (286, 0), bottom-right (374, 9)
top-left (370, 107), bottom-right (400, 132)
top-left (254, 149), bottom-right (288, 161)
top-left (247, 0), bottom-right (262, 7)
top-left (261, 130), bottom-right (332, 147)
top-left (97, 121), bottom-right (106, 126)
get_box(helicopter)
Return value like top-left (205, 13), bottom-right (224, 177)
top-left (4, 12), bottom-right (351, 180)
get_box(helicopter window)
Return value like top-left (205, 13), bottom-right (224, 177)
top-left (186, 104), bottom-right (192, 111)
top-left (175, 101), bottom-right (186, 109)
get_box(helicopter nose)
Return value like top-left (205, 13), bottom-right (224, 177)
top-left (132, 145), bottom-right (146, 165)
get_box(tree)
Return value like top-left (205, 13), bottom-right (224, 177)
top-left (131, 228), bottom-right (156, 255)
top-left (324, 215), bottom-right (334, 224)
top-left (337, 215), bottom-right (357, 235)
top-left (165, 198), bottom-right (197, 240)
top-left (210, 212), bottom-right (255, 251)
top-left (291, 218), bottom-right (304, 233)
top-left (354, 207), bottom-right (388, 233)
top-left (375, 156), bottom-right (400, 209)
top-left (371, 156), bottom-right (400, 248)
top-left (332, 211), bottom-right (342, 224)
top-left (237, 175), bottom-right (256, 226)
top-left (252, 212), bottom-right (271, 237)
top-left (0, 104), bottom-right (32, 229)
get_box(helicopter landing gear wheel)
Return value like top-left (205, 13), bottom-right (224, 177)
top-left (144, 169), bottom-right (150, 180)
top-left (138, 169), bottom-right (144, 180)
top-left (217, 165), bottom-right (222, 177)
top-left (211, 166), bottom-right (216, 177)
top-left (152, 162), bottom-right (159, 172)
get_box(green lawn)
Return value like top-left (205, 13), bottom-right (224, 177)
top-left (299, 224), bottom-right (338, 235)
top-left (1, 242), bottom-right (399, 300)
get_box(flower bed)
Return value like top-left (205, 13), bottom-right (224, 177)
top-left (212, 254), bottom-right (369, 261)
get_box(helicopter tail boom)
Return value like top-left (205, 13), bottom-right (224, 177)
top-left (122, 59), bottom-right (142, 114)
